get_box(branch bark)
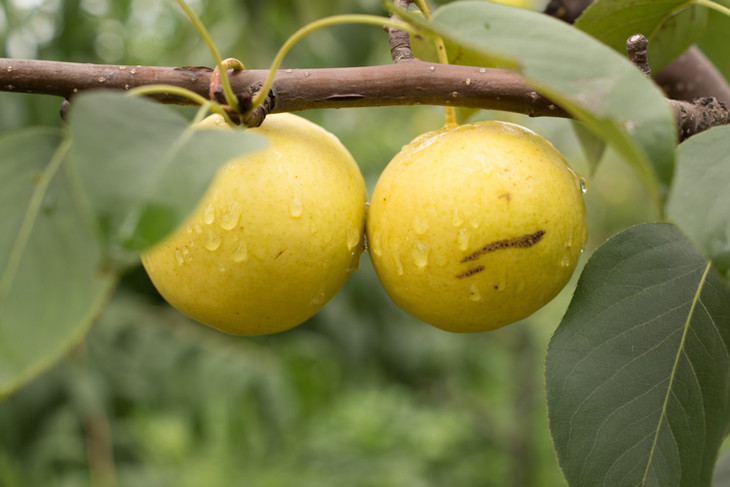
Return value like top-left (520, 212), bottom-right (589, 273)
top-left (0, 57), bottom-right (567, 116)
top-left (655, 46), bottom-right (730, 106)
top-left (388, 0), bottom-right (415, 63)
top-left (0, 57), bottom-right (727, 140)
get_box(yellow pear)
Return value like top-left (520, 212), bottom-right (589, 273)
top-left (142, 113), bottom-right (367, 335)
top-left (366, 121), bottom-right (587, 333)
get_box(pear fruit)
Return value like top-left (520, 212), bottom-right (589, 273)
top-left (142, 113), bottom-right (367, 335)
top-left (366, 121), bottom-right (587, 333)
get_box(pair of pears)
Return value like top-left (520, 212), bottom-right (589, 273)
top-left (141, 112), bottom-right (587, 335)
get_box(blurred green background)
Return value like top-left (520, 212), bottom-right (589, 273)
top-left (0, 0), bottom-right (695, 486)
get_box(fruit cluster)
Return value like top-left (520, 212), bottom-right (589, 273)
top-left (142, 113), bottom-right (587, 335)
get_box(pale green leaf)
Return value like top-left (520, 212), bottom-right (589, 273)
top-left (572, 120), bottom-right (607, 174)
top-left (66, 92), bottom-right (266, 267)
top-left (667, 125), bottom-right (730, 280)
top-left (0, 128), bottom-right (116, 398)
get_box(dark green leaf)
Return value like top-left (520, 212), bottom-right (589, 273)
top-left (575, 0), bottom-right (707, 72)
top-left (66, 92), bottom-right (266, 267)
top-left (407, 1), bottom-right (676, 209)
top-left (546, 223), bottom-right (730, 487)
top-left (0, 128), bottom-right (117, 398)
top-left (667, 125), bottom-right (730, 280)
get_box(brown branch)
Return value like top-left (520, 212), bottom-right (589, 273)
top-left (0, 58), bottom-right (727, 140)
top-left (0, 58), bottom-right (567, 117)
top-left (655, 46), bottom-right (730, 106)
top-left (672, 97), bottom-right (729, 140)
top-left (387, 0), bottom-right (415, 63)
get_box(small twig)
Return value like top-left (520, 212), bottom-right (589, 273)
top-left (626, 34), bottom-right (651, 77)
top-left (623, 33), bottom-right (730, 141)
top-left (387, 0), bottom-right (415, 63)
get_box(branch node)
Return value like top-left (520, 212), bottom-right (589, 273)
top-left (239, 82), bottom-right (275, 128)
top-left (626, 33), bottom-right (651, 77)
top-left (388, 0), bottom-right (415, 63)
top-left (60, 99), bottom-right (70, 122)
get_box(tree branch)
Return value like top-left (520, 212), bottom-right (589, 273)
top-left (655, 46), bottom-right (730, 106)
top-left (0, 57), bottom-right (727, 140)
top-left (0, 57), bottom-right (566, 116)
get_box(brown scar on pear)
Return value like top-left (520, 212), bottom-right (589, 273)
top-left (456, 229), bottom-right (545, 272)
top-left (456, 265), bottom-right (486, 279)
top-left (455, 230), bottom-right (545, 279)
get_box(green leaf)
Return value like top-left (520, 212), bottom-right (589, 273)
top-left (667, 125), bottom-right (730, 280)
top-left (575, 0), bottom-right (708, 72)
top-left (66, 92), bottom-right (266, 267)
top-left (572, 120), bottom-right (607, 175)
top-left (0, 128), bottom-right (117, 398)
top-left (698, 7), bottom-right (730, 83)
top-left (408, 1), bottom-right (676, 210)
top-left (546, 223), bottom-right (730, 487)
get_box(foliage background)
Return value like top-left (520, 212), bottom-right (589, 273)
top-left (0, 0), bottom-right (727, 486)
